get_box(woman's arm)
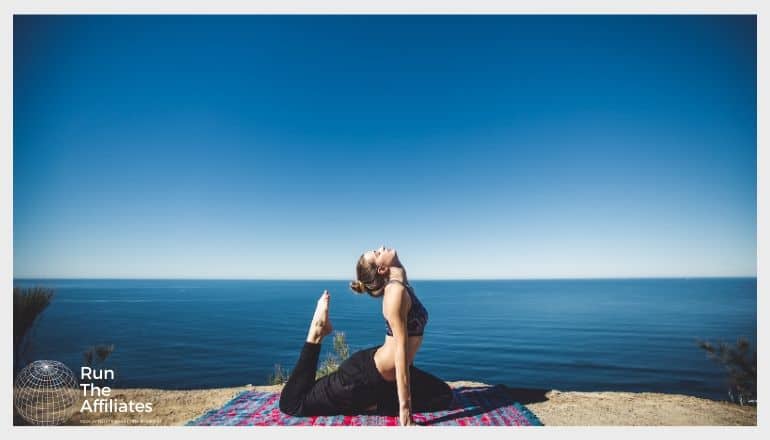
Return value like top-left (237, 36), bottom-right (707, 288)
top-left (382, 285), bottom-right (415, 426)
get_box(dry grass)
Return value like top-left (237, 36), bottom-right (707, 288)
top-left (58, 381), bottom-right (756, 426)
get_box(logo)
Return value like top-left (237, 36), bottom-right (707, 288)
top-left (14, 360), bottom-right (79, 426)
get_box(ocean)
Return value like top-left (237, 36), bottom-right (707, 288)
top-left (13, 278), bottom-right (756, 401)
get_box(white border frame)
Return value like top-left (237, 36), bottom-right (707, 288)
top-left (2, 2), bottom-right (765, 439)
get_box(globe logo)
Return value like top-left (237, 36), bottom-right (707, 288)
top-left (14, 360), bottom-right (79, 425)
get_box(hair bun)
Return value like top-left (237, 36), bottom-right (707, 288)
top-left (350, 280), bottom-right (365, 294)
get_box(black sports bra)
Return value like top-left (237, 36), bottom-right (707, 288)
top-left (384, 279), bottom-right (429, 337)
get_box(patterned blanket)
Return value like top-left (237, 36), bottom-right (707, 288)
top-left (187, 385), bottom-right (543, 426)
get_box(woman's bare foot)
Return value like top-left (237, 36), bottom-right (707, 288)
top-left (306, 290), bottom-right (333, 344)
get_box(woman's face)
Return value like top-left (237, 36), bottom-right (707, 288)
top-left (364, 245), bottom-right (399, 271)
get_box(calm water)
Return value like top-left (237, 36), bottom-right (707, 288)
top-left (14, 278), bottom-right (756, 401)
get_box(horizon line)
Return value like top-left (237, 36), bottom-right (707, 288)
top-left (12, 275), bottom-right (758, 281)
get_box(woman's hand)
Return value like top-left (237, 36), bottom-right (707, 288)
top-left (399, 407), bottom-right (416, 426)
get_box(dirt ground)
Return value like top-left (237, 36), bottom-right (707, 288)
top-left (63, 381), bottom-right (756, 426)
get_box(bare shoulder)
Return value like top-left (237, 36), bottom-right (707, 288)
top-left (382, 282), bottom-right (410, 316)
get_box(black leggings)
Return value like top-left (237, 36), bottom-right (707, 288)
top-left (278, 342), bottom-right (453, 416)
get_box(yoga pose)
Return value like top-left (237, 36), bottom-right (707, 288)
top-left (279, 246), bottom-right (453, 425)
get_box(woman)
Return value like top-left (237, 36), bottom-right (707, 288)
top-left (278, 246), bottom-right (453, 425)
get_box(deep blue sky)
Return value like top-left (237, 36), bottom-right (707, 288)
top-left (13, 15), bottom-right (756, 279)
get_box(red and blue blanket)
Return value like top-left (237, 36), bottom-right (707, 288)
top-left (187, 385), bottom-right (543, 426)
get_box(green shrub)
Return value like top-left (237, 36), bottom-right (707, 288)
top-left (83, 344), bottom-right (115, 367)
top-left (268, 364), bottom-right (290, 386)
top-left (13, 286), bottom-right (55, 373)
top-left (268, 331), bottom-right (350, 385)
top-left (697, 337), bottom-right (756, 405)
top-left (83, 344), bottom-right (116, 387)
top-left (316, 331), bottom-right (350, 379)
